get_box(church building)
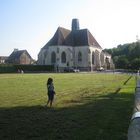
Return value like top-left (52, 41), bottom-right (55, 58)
top-left (38, 19), bottom-right (114, 71)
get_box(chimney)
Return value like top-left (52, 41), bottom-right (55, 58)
top-left (14, 48), bottom-right (18, 52)
top-left (72, 18), bottom-right (80, 31)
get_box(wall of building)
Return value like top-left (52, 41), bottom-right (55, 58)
top-left (20, 53), bottom-right (31, 64)
top-left (88, 47), bottom-right (102, 70)
top-left (38, 45), bottom-right (114, 71)
top-left (0, 57), bottom-right (8, 64)
top-left (43, 46), bottom-right (73, 67)
top-left (74, 46), bottom-right (89, 68)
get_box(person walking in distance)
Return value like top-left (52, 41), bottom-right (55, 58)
top-left (46, 78), bottom-right (55, 107)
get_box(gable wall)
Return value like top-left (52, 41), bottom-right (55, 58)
top-left (20, 53), bottom-right (31, 64)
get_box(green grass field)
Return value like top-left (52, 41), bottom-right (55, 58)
top-left (0, 73), bottom-right (135, 140)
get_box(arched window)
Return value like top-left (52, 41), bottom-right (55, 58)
top-left (78, 51), bottom-right (82, 62)
top-left (61, 51), bottom-right (66, 63)
top-left (105, 57), bottom-right (110, 69)
top-left (95, 50), bottom-right (100, 67)
top-left (100, 52), bottom-right (104, 66)
top-left (51, 52), bottom-right (56, 63)
top-left (92, 52), bottom-right (95, 64)
top-left (43, 52), bottom-right (47, 65)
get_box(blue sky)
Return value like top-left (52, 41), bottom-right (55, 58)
top-left (0, 0), bottom-right (140, 60)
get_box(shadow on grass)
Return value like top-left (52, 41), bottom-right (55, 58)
top-left (0, 93), bottom-right (133, 140)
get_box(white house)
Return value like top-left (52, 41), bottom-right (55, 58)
top-left (38, 19), bottom-right (114, 71)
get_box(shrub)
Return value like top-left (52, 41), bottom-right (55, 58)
top-left (0, 64), bottom-right (54, 73)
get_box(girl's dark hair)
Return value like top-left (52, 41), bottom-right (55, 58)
top-left (47, 78), bottom-right (53, 85)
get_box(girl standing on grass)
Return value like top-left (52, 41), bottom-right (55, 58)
top-left (46, 78), bottom-right (55, 107)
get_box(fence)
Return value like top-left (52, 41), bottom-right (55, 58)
top-left (128, 72), bottom-right (140, 140)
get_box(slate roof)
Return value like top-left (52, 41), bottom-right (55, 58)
top-left (43, 27), bottom-right (102, 49)
top-left (45, 27), bottom-right (72, 47)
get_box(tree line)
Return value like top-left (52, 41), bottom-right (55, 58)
top-left (104, 42), bottom-right (140, 70)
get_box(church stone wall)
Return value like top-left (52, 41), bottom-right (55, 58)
top-left (73, 46), bottom-right (103, 70)
top-left (88, 47), bottom-right (102, 70)
top-left (56, 46), bottom-right (73, 68)
top-left (42, 46), bottom-right (74, 68)
top-left (74, 46), bottom-right (89, 68)
top-left (38, 49), bottom-right (46, 65)
top-left (38, 45), bottom-right (114, 71)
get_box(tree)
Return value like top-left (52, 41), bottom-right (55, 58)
top-left (104, 41), bottom-right (140, 69)
top-left (116, 56), bottom-right (129, 69)
top-left (131, 58), bottom-right (140, 70)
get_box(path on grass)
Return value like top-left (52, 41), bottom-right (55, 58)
top-left (136, 76), bottom-right (140, 87)
top-left (134, 75), bottom-right (140, 112)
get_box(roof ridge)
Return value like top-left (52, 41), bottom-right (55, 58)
top-left (57, 27), bottom-right (71, 43)
top-left (87, 30), bottom-right (102, 48)
top-left (58, 26), bottom-right (70, 31)
top-left (57, 27), bottom-right (66, 41)
top-left (42, 25), bottom-right (102, 48)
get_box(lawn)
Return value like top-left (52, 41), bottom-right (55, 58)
top-left (0, 73), bottom-right (135, 140)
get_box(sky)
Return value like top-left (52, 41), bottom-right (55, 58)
top-left (0, 0), bottom-right (140, 60)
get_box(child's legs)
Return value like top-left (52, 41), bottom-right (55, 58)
top-left (47, 99), bottom-right (50, 105)
top-left (47, 92), bottom-right (54, 107)
top-left (50, 100), bottom-right (53, 107)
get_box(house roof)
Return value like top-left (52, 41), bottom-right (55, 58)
top-left (6, 50), bottom-right (32, 62)
top-left (43, 27), bottom-right (102, 49)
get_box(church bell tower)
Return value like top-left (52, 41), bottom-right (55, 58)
top-left (72, 18), bottom-right (80, 31)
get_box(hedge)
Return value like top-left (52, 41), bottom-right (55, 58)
top-left (0, 64), bottom-right (54, 73)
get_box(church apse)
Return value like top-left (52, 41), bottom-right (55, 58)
top-left (37, 19), bottom-right (114, 71)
